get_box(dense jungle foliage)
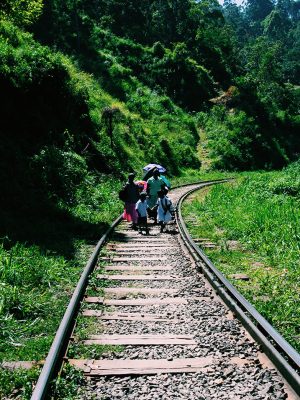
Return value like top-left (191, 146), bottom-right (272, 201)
top-left (0, 1), bottom-right (299, 397)
top-left (0, 0), bottom-right (299, 219)
top-left (32, 0), bottom-right (299, 171)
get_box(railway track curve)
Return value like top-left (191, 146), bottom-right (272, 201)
top-left (31, 180), bottom-right (300, 400)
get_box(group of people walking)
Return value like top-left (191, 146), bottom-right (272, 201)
top-left (120, 168), bottom-right (173, 234)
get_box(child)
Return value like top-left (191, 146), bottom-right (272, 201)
top-left (157, 189), bottom-right (173, 233)
top-left (135, 192), bottom-right (149, 235)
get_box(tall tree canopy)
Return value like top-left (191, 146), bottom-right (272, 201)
top-left (1, 0), bottom-right (300, 171)
top-left (0, 0), bottom-right (43, 26)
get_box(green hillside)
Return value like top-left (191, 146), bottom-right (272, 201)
top-left (0, 0), bottom-right (299, 397)
top-left (183, 160), bottom-right (300, 352)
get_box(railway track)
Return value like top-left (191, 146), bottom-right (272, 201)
top-left (31, 181), bottom-right (300, 399)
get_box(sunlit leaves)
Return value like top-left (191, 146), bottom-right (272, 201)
top-left (0, 0), bottom-right (43, 26)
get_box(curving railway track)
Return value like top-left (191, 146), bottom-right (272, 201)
top-left (31, 181), bottom-right (300, 400)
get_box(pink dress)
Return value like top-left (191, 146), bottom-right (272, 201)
top-left (122, 182), bottom-right (139, 224)
top-left (123, 203), bottom-right (138, 223)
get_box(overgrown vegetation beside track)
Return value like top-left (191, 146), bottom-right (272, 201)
top-left (0, 18), bottom-right (198, 397)
top-left (171, 170), bottom-right (236, 187)
top-left (182, 162), bottom-right (300, 352)
top-left (0, 177), bottom-right (122, 399)
top-left (1, 0), bottom-right (299, 397)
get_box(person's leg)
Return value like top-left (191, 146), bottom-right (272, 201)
top-left (159, 221), bottom-right (164, 233)
top-left (154, 206), bottom-right (158, 224)
top-left (130, 204), bottom-right (138, 229)
top-left (143, 217), bottom-right (148, 234)
top-left (137, 217), bottom-right (142, 234)
top-left (139, 218), bottom-right (144, 234)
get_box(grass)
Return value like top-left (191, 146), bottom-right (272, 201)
top-left (51, 364), bottom-right (85, 400)
top-left (182, 166), bottom-right (300, 352)
top-left (69, 312), bottom-right (124, 359)
top-left (0, 367), bottom-right (41, 399)
top-left (0, 168), bottom-right (260, 398)
top-left (68, 343), bottom-right (124, 360)
top-left (0, 176), bottom-right (123, 399)
top-left (172, 168), bottom-right (236, 187)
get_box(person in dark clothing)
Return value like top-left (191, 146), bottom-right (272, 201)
top-left (122, 173), bottom-right (140, 228)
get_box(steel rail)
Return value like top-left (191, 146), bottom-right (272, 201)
top-left (31, 177), bottom-right (297, 399)
top-left (30, 179), bottom-right (220, 399)
top-left (176, 183), bottom-right (300, 396)
top-left (31, 214), bottom-right (123, 400)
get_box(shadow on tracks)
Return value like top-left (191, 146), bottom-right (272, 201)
top-left (0, 198), bottom-right (110, 259)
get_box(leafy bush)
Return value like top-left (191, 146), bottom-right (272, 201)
top-left (200, 99), bottom-right (300, 171)
top-left (200, 106), bottom-right (258, 170)
top-left (0, 0), bottom-right (43, 26)
top-left (0, 18), bottom-right (200, 232)
top-left (32, 146), bottom-right (88, 204)
top-left (183, 167), bottom-right (300, 351)
top-left (0, 366), bottom-right (40, 399)
top-left (269, 160), bottom-right (300, 197)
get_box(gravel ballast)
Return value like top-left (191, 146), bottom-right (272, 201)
top-left (72, 185), bottom-right (294, 400)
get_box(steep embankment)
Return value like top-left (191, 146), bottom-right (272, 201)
top-left (0, 19), bottom-right (201, 398)
top-left (0, 20), bottom-right (200, 234)
top-left (182, 161), bottom-right (300, 352)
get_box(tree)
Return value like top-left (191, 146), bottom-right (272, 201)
top-left (244, 0), bottom-right (275, 35)
top-left (223, 0), bottom-right (248, 42)
top-left (277, 0), bottom-right (300, 21)
top-left (148, 0), bottom-right (193, 45)
top-left (101, 106), bottom-right (120, 147)
top-left (190, 0), bottom-right (237, 85)
top-left (245, 0), bottom-right (275, 22)
top-left (0, 0), bottom-right (43, 26)
top-left (262, 9), bottom-right (291, 40)
top-left (151, 43), bottom-right (215, 110)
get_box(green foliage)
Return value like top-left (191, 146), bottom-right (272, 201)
top-left (0, 174), bottom-right (123, 397)
top-left (72, 174), bottom-right (122, 224)
top-left (182, 164), bottom-right (300, 351)
top-left (245, 0), bottom-right (275, 31)
top-left (205, 0), bottom-right (300, 169)
top-left (0, 0), bottom-right (43, 26)
top-left (0, 0), bottom-right (299, 394)
top-left (262, 9), bottom-right (290, 39)
top-left (268, 159), bottom-right (300, 195)
top-left (0, 366), bottom-right (40, 399)
top-left (198, 34), bottom-right (300, 170)
top-left (0, 18), bottom-right (198, 231)
top-left (26, 0), bottom-right (300, 171)
top-left (84, 26), bottom-right (216, 110)
top-left (33, 0), bottom-right (242, 108)
top-left (150, 43), bottom-right (215, 110)
top-left (0, 241), bottom-right (77, 352)
top-left (200, 106), bottom-right (260, 170)
top-left (51, 364), bottom-right (85, 399)
top-left (33, 147), bottom-right (88, 204)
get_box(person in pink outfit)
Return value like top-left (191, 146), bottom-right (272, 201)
top-left (122, 173), bottom-right (140, 229)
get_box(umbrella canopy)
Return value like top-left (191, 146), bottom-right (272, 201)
top-left (142, 163), bottom-right (166, 173)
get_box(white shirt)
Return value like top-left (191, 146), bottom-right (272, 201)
top-left (157, 196), bottom-right (172, 223)
top-left (136, 199), bottom-right (148, 217)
